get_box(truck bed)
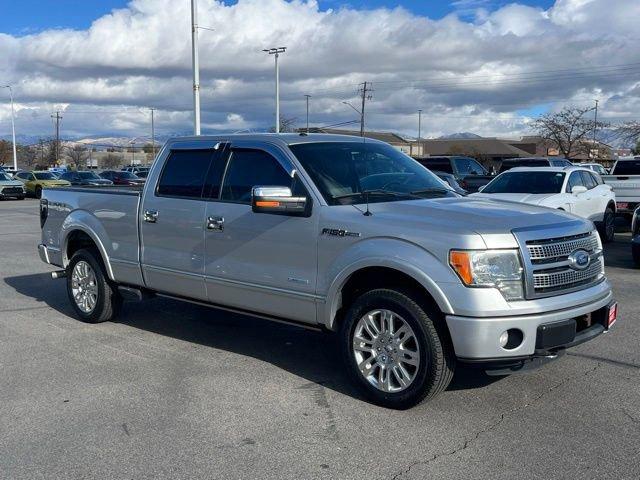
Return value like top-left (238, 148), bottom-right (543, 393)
top-left (41, 186), bottom-right (144, 286)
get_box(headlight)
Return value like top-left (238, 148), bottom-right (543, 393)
top-left (449, 249), bottom-right (524, 301)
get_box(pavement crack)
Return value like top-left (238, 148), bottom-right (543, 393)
top-left (623, 409), bottom-right (640, 425)
top-left (390, 362), bottom-right (602, 480)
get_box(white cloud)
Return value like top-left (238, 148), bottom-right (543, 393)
top-left (0, 0), bottom-right (639, 142)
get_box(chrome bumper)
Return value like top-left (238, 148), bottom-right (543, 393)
top-left (446, 289), bottom-right (614, 359)
top-left (38, 244), bottom-right (63, 267)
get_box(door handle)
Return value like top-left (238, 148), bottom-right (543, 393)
top-left (207, 216), bottom-right (224, 231)
top-left (144, 210), bottom-right (159, 223)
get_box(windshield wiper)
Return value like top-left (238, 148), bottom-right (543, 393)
top-left (410, 187), bottom-right (452, 196)
top-left (332, 189), bottom-right (413, 200)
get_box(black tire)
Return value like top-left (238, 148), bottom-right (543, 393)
top-left (340, 288), bottom-right (455, 409)
top-left (35, 186), bottom-right (42, 199)
top-left (66, 248), bottom-right (121, 323)
top-left (633, 242), bottom-right (640, 268)
top-left (17, 196), bottom-right (25, 201)
top-left (599, 207), bottom-right (615, 244)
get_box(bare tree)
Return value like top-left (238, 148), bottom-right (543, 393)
top-left (616, 121), bottom-right (640, 147)
top-left (532, 106), bottom-right (609, 159)
top-left (17, 144), bottom-right (38, 170)
top-left (269, 116), bottom-right (298, 133)
top-left (101, 153), bottom-right (123, 170)
top-left (0, 140), bottom-right (11, 165)
top-left (66, 145), bottom-right (89, 170)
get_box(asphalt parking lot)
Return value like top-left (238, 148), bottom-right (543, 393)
top-left (1, 198), bottom-right (638, 480)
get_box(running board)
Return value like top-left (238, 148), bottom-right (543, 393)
top-left (118, 286), bottom-right (154, 302)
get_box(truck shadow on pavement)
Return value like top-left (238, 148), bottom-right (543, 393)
top-left (5, 272), bottom-right (501, 402)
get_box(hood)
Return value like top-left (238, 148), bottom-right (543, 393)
top-left (471, 192), bottom-right (557, 205)
top-left (359, 197), bottom-right (588, 249)
top-left (0, 179), bottom-right (24, 187)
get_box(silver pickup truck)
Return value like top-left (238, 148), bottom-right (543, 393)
top-left (602, 157), bottom-right (640, 216)
top-left (38, 134), bottom-right (617, 408)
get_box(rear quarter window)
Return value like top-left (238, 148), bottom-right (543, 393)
top-left (612, 160), bottom-right (640, 175)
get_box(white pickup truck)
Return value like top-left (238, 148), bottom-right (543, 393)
top-left (602, 157), bottom-right (640, 217)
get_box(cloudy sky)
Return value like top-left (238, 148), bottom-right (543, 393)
top-left (0, 0), bottom-right (639, 143)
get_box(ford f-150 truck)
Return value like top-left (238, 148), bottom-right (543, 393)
top-left (38, 134), bottom-right (617, 409)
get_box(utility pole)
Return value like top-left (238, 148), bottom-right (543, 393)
top-left (150, 108), bottom-right (156, 163)
top-left (304, 95), bottom-right (311, 133)
top-left (51, 111), bottom-right (62, 165)
top-left (3, 86), bottom-right (17, 170)
top-left (417, 109), bottom-right (422, 157)
top-left (358, 81), bottom-right (372, 137)
top-left (263, 47), bottom-right (286, 133)
top-left (593, 99), bottom-right (599, 143)
top-left (191, 0), bottom-right (201, 135)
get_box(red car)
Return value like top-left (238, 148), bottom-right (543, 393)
top-left (99, 170), bottom-right (145, 186)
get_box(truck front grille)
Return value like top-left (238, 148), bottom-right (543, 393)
top-left (1, 186), bottom-right (23, 195)
top-left (527, 232), bottom-right (600, 264)
top-left (533, 257), bottom-right (603, 293)
top-left (515, 229), bottom-right (604, 299)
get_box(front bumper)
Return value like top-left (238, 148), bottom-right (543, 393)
top-left (446, 291), bottom-right (615, 360)
top-left (0, 187), bottom-right (25, 197)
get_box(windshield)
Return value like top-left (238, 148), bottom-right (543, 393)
top-left (483, 171), bottom-right (566, 194)
top-left (613, 160), bottom-right (640, 175)
top-left (0, 173), bottom-right (12, 181)
top-left (119, 172), bottom-right (140, 179)
top-left (289, 142), bottom-right (455, 205)
top-left (34, 172), bottom-right (57, 180)
top-left (78, 171), bottom-right (101, 179)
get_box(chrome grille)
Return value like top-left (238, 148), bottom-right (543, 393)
top-left (527, 232), bottom-right (599, 263)
top-left (533, 257), bottom-right (603, 292)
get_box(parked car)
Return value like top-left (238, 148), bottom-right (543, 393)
top-left (632, 206), bottom-right (640, 267)
top-left (122, 166), bottom-right (150, 176)
top-left (574, 163), bottom-right (608, 176)
top-left (602, 157), bottom-right (640, 217)
top-left (416, 156), bottom-right (493, 192)
top-left (0, 171), bottom-right (26, 200)
top-left (0, 166), bottom-right (19, 177)
top-left (473, 167), bottom-right (616, 243)
top-left (100, 170), bottom-right (145, 186)
top-left (14, 170), bottom-right (71, 198)
top-left (498, 157), bottom-right (573, 173)
top-left (433, 171), bottom-right (468, 195)
top-left (60, 171), bottom-right (114, 186)
top-left (38, 134), bottom-right (616, 409)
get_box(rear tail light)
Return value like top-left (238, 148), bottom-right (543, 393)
top-left (39, 198), bottom-right (48, 228)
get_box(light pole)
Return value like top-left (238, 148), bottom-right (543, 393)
top-left (191, 0), bottom-right (201, 135)
top-left (3, 85), bottom-right (17, 170)
top-left (263, 47), bottom-right (286, 133)
top-left (417, 109), bottom-right (422, 157)
top-left (304, 94), bottom-right (311, 133)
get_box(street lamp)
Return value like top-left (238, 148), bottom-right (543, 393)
top-left (341, 101), bottom-right (361, 116)
top-left (263, 47), bottom-right (286, 133)
top-left (190, 0), bottom-right (201, 135)
top-left (3, 85), bottom-right (18, 171)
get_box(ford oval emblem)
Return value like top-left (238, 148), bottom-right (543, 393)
top-left (568, 249), bottom-right (591, 271)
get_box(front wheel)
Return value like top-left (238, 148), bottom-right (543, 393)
top-left (340, 289), bottom-right (455, 409)
top-left (599, 207), bottom-right (615, 243)
top-left (35, 186), bottom-right (42, 199)
top-left (66, 249), bottom-right (121, 323)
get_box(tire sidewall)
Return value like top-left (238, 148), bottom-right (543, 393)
top-left (602, 208), bottom-right (615, 243)
top-left (341, 290), bottom-right (437, 408)
top-left (66, 249), bottom-right (109, 322)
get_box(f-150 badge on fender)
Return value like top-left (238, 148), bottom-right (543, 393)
top-left (321, 228), bottom-right (361, 238)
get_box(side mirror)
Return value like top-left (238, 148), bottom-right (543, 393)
top-left (572, 185), bottom-right (587, 195)
top-left (251, 186), bottom-right (309, 216)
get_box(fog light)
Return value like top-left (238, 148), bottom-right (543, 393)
top-left (499, 329), bottom-right (524, 350)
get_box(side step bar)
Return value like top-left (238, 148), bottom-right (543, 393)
top-left (118, 286), bottom-right (154, 302)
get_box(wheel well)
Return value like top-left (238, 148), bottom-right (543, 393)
top-left (607, 200), bottom-right (616, 213)
top-left (66, 230), bottom-right (99, 262)
top-left (336, 266), bottom-right (442, 326)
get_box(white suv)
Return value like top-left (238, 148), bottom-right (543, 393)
top-left (474, 166), bottom-right (616, 242)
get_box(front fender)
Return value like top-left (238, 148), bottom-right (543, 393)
top-left (320, 238), bottom-right (458, 330)
top-left (60, 210), bottom-right (116, 281)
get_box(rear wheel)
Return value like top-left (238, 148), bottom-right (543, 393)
top-left (340, 288), bottom-right (455, 409)
top-left (599, 207), bottom-right (615, 243)
top-left (35, 186), bottom-right (42, 199)
top-left (66, 249), bottom-right (121, 323)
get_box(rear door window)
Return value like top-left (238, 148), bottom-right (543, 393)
top-left (156, 150), bottom-right (215, 199)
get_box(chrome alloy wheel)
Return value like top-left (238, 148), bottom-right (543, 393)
top-left (352, 309), bottom-right (420, 393)
top-left (71, 261), bottom-right (98, 314)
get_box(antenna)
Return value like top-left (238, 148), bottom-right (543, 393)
top-left (363, 191), bottom-right (372, 216)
